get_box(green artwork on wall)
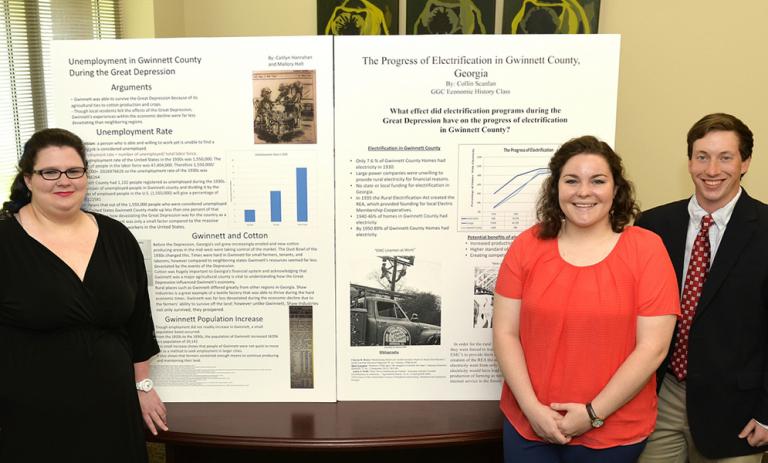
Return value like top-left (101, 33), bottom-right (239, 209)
top-left (407, 0), bottom-right (495, 35)
top-left (317, 0), bottom-right (398, 35)
top-left (502, 0), bottom-right (600, 34)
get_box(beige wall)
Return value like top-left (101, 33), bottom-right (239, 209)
top-left (139, 0), bottom-right (317, 38)
top-left (152, 0), bottom-right (185, 38)
top-left (119, 0), bottom-right (155, 38)
top-left (121, 0), bottom-right (768, 209)
top-left (600, 1), bottom-right (768, 209)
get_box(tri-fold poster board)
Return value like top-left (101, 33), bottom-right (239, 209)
top-left (52, 34), bottom-right (619, 401)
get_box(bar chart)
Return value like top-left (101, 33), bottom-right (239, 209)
top-left (229, 152), bottom-right (315, 227)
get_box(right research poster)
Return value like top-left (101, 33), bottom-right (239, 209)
top-left (334, 34), bottom-right (620, 400)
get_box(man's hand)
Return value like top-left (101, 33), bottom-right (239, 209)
top-left (738, 419), bottom-right (768, 447)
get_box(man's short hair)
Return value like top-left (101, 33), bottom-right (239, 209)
top-left (687, 113), bottom-right (753, 161)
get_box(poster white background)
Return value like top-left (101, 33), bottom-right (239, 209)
top-left (51, 34), bottom-right (619, 402)
top-left (52, 36), bottom-right (337, 402)
top-left (334, 34), bottom-right (620, 400)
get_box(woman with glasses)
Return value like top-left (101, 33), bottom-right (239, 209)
top-left (0, 128), bottom-right (166, 462)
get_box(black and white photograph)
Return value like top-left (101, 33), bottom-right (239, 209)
top-left (473, 266), bottom-right (496, 328)
top-left (349, 255), bottom-right (442, 346)
top-left (289, 305), bottom-right (315, 389)
top-left (252, 70), bottom-right (317, 144)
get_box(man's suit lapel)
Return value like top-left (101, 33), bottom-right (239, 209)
top-left (695, 193), bottom-right (758, 319)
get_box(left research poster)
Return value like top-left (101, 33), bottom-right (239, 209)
top-left (51, 37), bottom-right (336, 401)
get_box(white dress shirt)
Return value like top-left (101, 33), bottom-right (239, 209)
top-left (682, 188), bottom-right (742, 281)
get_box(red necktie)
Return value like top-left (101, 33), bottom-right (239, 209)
top-left (670, 215), bottom-right (714, 381)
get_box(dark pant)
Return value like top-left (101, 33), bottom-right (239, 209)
top-left (503, 418), bottom-right (647, 463)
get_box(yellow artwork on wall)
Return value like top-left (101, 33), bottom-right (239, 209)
top-left (408, 0), bottom-right (495, 35)
top-left (318, 0), bottom-right (398, 35)
top-left (503, 0), bottom-right (600, 34)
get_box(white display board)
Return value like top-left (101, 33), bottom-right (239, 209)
top-left (51, 34), bottom-right (619, 401)
top-left (52, 37), bottom-right (337, 401)
top-left (334, 34), bottom-right (620, 400)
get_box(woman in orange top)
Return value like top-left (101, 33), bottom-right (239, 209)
top-left (493, 136), bottom-right (680, 462)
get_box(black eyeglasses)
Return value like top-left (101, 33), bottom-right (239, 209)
top-left (32, 167), bottom-right (88, 180)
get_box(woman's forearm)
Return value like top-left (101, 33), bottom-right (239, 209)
top-left (492, 294), bottom-right (540, 414)
top-left (493, 293), bottom-right (571, 444)
top-left (134, 360), bottom-right (151, 381)
top-left (588, 315), bottom-right (676, 420)
top-left (494, 327), bottom-right (539, 413)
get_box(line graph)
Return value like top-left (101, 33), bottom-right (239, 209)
top-left (492, 167), bottom-right (551, 209)
top-left (457, 144), bottom-right (556, 232)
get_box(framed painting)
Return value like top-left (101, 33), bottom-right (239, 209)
top-left (502, 0), bottom-right (600, 34)
top-left (407, 0), bottom-right (495, 34)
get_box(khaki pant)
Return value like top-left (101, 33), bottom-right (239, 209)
top-left (638, 374), bottom-right (763, 463)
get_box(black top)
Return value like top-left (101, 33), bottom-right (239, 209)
top-left (0, 212), bottom-right (159, 462)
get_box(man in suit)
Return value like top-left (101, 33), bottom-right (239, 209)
top-left (637, 113), bottom-right (768, 462)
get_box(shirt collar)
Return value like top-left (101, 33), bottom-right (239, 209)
top-left (687, 187), bottom-right (742, 230)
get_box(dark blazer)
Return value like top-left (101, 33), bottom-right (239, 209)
top-left (636, 191), bottom-right (768, 458)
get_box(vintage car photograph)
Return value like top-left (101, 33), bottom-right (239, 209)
top-left (350, 283), bottom-right (441, 346)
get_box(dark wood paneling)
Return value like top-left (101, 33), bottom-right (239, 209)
top-left (149, 401), bottom-right (503, 463)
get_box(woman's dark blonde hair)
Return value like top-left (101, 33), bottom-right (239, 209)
top-left (536, 135), bottom-right (639, 239)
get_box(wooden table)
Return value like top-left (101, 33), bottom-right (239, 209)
top-left (148, 401), bottom-right (503, 463)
